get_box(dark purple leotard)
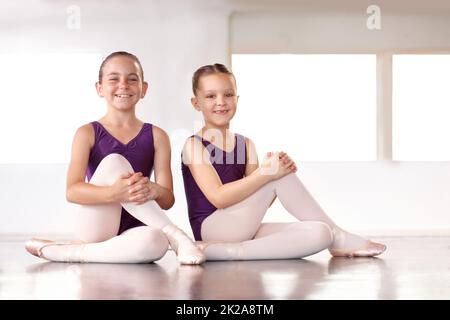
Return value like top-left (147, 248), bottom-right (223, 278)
top-left (86, 121), bottom-right (154, 234)
top-left (181, 134), bottom-right (247, 241)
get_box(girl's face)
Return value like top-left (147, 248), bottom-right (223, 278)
top-left (96, 56), bottom-right (148, 112)
top-left (192, 73), bottom-right (238, 129)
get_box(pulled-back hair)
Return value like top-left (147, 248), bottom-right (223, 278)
top-left (98, 51), bottom-right (144, 83)
top-left (192, 63), bottom-right (236, 95)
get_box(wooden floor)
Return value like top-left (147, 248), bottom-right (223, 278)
top-left (1, 237), bottom-right (449, 300)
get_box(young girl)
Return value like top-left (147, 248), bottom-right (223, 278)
top-left (25, 51), bottom-right (204, 265)
top-left (182, 63), bottom-right (387, 260)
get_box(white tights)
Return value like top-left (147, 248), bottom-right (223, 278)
top-left (43, 154), bottom-right (187, 263)
top-left (200, 173), bottom-right (369, 260)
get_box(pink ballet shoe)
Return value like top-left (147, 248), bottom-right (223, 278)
top-left (195, 240), bottom-right (243, 261)
top-left (329, 241), bottom-right (387, 258)
top-left (25, 238), bottom-right (83, 260)
top-left (25, 238), bottom-right (55, 258)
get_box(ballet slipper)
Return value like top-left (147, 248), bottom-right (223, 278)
top-left (329, 240), bottom-right (386, 258)
top-left (195, 240), bottom-right (243, 260)
top-left (25, 238), bottom-right (83, 260)
top-left (162, 225), bottom-right (206, 265)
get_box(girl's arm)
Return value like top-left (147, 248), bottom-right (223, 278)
top-left (244, 137), bottom-right (259, 176)
top-left (183, 137), bottom-right (287, 209)
top-left (245, 138), bottom-right (278, 207)
top-left (149, 125), bottom-right (175, 210)
top-left (66, 124), bottom-right (142, 204)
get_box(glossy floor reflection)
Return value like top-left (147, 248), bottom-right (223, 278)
top-left (1, 237), bottom-right (449, 299)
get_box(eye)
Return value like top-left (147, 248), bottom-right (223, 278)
top-left (225, 93), bottom-right (235, 97)
top-left (129, 78), bottom-right (138, 82)
top-left (206, 94), bottom-right (215, 99)
top-left (108, 78), bottom-right (118, 81)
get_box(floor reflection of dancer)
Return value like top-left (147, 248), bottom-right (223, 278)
top-left (26, 262), bottom-right (172, 299)
top-left (175, 260), bottom-right (325, 299)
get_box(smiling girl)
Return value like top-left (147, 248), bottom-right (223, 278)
top-left (181, 63), bottom-right (386, 260)
top-left (25, 52), bottom-right (205, 265)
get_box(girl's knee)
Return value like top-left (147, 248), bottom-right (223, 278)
top-left (102, 153), bottom-right (133, 171)
top-left (276, 172), bottom-right (298, 184)
top-left (92, 153), bottom-right (134, 185)
top-left (312, 222), bottom-right (334, 248)
top-left (133, 228), bottom-right (169, 263)
top-left (291, 221), bottom-right (333, 248)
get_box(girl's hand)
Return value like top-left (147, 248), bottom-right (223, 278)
top-left (260, 151), bottom-right (296, 180)
top-left (129, 180), bottom-right (161, 205)
top-left (110, 172), bottom-right (147, 203)
top-left (278, 151), bottom-right (297, 173)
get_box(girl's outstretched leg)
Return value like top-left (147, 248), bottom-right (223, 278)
top-left (200, 172), bottom-right (385, 259)
top-left (273, 173), bottom-right (386, 257)
top-left (198, 222), bottom-right (333, 261)
top-left (200, 184), bottom-right (333, 260)
top-left (29, 226), bottom-right (168, 263)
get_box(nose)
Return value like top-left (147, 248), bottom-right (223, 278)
top-left (216, 94), bottom-right (225, 106)
top-left (118, 78), bottom-right (130, 89)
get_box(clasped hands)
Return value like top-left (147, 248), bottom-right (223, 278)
top-left (110, 172), bottom-right (159, 205)
top-left (260, 151), bottom-right (297, 179)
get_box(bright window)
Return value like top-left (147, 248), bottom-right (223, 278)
top-left (231, 54), bottom-right (377, 161)
top-left (393, 54), bottom-right (450, 161)
top-left (0, 53), bottom-right (104, 163)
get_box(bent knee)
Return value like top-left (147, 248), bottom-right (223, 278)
top-left (94, 153), bottom-right (134, 184)
top-left (310, 221), bottom-right (334, 248)
top-left (102, 153), bottom-right (129, 164)
top-left (291, 221), bottom-right (333, 248)
top-left (104, 154), bottom-right (133, 171)
top-left (132, 228), bottom-right (169, 263)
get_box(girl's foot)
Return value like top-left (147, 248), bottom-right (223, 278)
top-left (25, 238), bottom-right (56, 259)
top-left (162, 225), bottom-right (205, 265)
top-left (329, 240), bottom-right (386, 258)
top-left (328, 228), bottom-right (386, 258)
top-left (195, 240), bottom-right (243, 261)
top-left (25, 238), bottom-right (84, 260)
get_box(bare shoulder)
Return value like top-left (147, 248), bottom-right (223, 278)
top-left (77, 123), bottom-right (94, 134)
top-left (74, 123), bottom-right (95, 146)
top-left (182, 135), bottom-right (204, 164)
top-left (151, 125), bottom-right (171, 151)
top-left (152, 124), bottom-right (169, 142)
top-left (245, 136), bottom-right (257, 149)
top-left (183, 135), bottom-right (197, 147)
top-left (182, 135), bottom-right (202, 152)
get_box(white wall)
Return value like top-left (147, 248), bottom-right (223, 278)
top-left (1, 0), bottom-right (450, 238)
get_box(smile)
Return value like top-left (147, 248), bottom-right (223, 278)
top-left (115, 94), bottom-right (133, 98)
top-left (213, 110), bottom-right (229, 115)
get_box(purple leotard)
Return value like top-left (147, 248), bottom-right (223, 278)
top-left (86, 121), bottom-right (154, 234)
top-left (181, 134), bottom-right (247, 240)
